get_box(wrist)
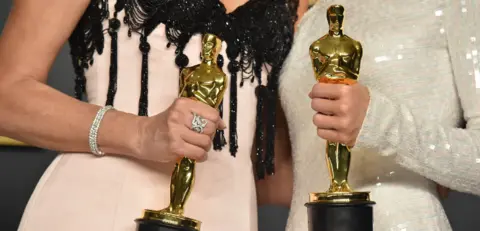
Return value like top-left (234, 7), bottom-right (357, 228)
top-left (131, 115), bottom-right (149, 158)
top-left (96, 109), bottom-right (144, 158)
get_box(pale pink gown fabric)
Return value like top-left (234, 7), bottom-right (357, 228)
top-left (18, 6), bottom-right (261, 231)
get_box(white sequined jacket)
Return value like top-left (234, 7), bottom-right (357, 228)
top-left (280, 0), bottom-right (480, 230)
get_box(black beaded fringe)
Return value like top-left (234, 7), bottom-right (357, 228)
top-left (71, 52), bottom-right (86, 101)
top-left (105, 1), bottom-right (125, 106)
top-left (68, 0), bottom-right (297, 179)
top-left (68, 0), bottom-right (107, 100)
top-left (226, 44), bottom-right (240, 157)
top-left (213, 56), bottom-right (227, 151)
top-left (265, 67), bottom-right (282, 175)
top-left (138, 33), bottom-right (150, 116)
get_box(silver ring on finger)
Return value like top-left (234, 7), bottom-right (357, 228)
top-left (191, 112), bottom-right (208, 134)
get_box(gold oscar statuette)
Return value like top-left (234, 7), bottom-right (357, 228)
top-left (308, 4), bottom-right (372, 205)
top-left (305, 5), bottom-right (375, 231)
top-left (0, 136), bottom-right (29, 146)
top-left (135, 33), bottom-right (227, 231)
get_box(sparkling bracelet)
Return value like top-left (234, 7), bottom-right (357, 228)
top-left (89, 106), bottom-right (114, 156)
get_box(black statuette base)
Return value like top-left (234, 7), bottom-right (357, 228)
top-left (136, 219), bottom-right (198, 231)
top-left (305, 201), bottom-right (375, 231)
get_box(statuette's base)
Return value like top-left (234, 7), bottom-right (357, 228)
top-left (306, 191), bottom-right (375, 231)
top-left (135, 209), bottom-right (200, 231)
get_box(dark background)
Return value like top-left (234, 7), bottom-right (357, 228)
top-left (0, 1), bottom-right (479, 230)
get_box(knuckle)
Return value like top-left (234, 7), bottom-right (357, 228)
top-left (167, 111), bottom-right (181, 123)
top-left (169, 142), bottom-right (183, 156)
top-left (204, 138), bottom-right (213, 149)
top-left (213, 112), bottom-right (221, 122)
top-left (207, 125), bottom-right (217, 136)
top-left (207, 108), bottom-right (221, 122)
top-left (339, 103), bottom-right (349, 114)
top-left (174, 98), bottom-right (189, 109)
top-left (340, 85), bottom-right (350, 96)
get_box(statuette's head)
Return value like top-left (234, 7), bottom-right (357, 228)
top-left (327, 5), bottom-right (344, 33)
top-left (201, 33), bottom-right (222, 62)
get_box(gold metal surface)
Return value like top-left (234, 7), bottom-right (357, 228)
top-left (308, 5), bottom-right (370, 203)
top-left (0, 136), bottom-right (28, 146)
top-left (178, 34), bottom-right (226, 109)
top-left (310, 191), bottom-right (371, 204)
top-left (137, 33), bottom-right (227, 230)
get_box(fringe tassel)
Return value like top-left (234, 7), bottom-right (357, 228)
top-left (213, 54), bottom-right (227, 150)
top-left (226, 45), bottom-right (240, 157)
top-left (228, 68), bottom-right (239, 157)
top-left (105, 1), bottom-right (125, 106)
top-left (264, 67), bottom-right (281, 175)
top-left (254, 66), bottom-right (281, 178)
top-left (138, 33), bottom-right (150, 116)
top-left (254, 86), bottom-right (267, 179)
top-left (213, 101), bottom-right (227, 150)
top-left (72, 56), bottom-right (86, 100)
top-left (253, 59), bottom-right (265, 179)
top-left (69, 0), bottom-right (108, 101)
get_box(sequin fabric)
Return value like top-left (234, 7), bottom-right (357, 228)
top-left (280, 0), bottom-right (479, 230)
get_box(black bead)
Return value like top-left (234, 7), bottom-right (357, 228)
top-left (109, 18), bottom-right (121, 31)
top-left (217, 54), bottom-right (224, 68)
top-left (175, 53), bottom-right (189, 68)
top-left (227, 61), bottom-right (240, 73)
top-left (139, 42), bottom-right (151, 53)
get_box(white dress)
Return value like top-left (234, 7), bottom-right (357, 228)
top-left (280, 0), bottom-right (480, 230)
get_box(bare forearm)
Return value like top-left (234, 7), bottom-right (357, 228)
top-left (0, 0), bottom-right (142, 156)
top-left (0, 77), bottom-right (142, 156)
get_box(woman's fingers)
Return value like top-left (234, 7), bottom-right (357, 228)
top-left (180, 127), bottom-right (213, 152)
